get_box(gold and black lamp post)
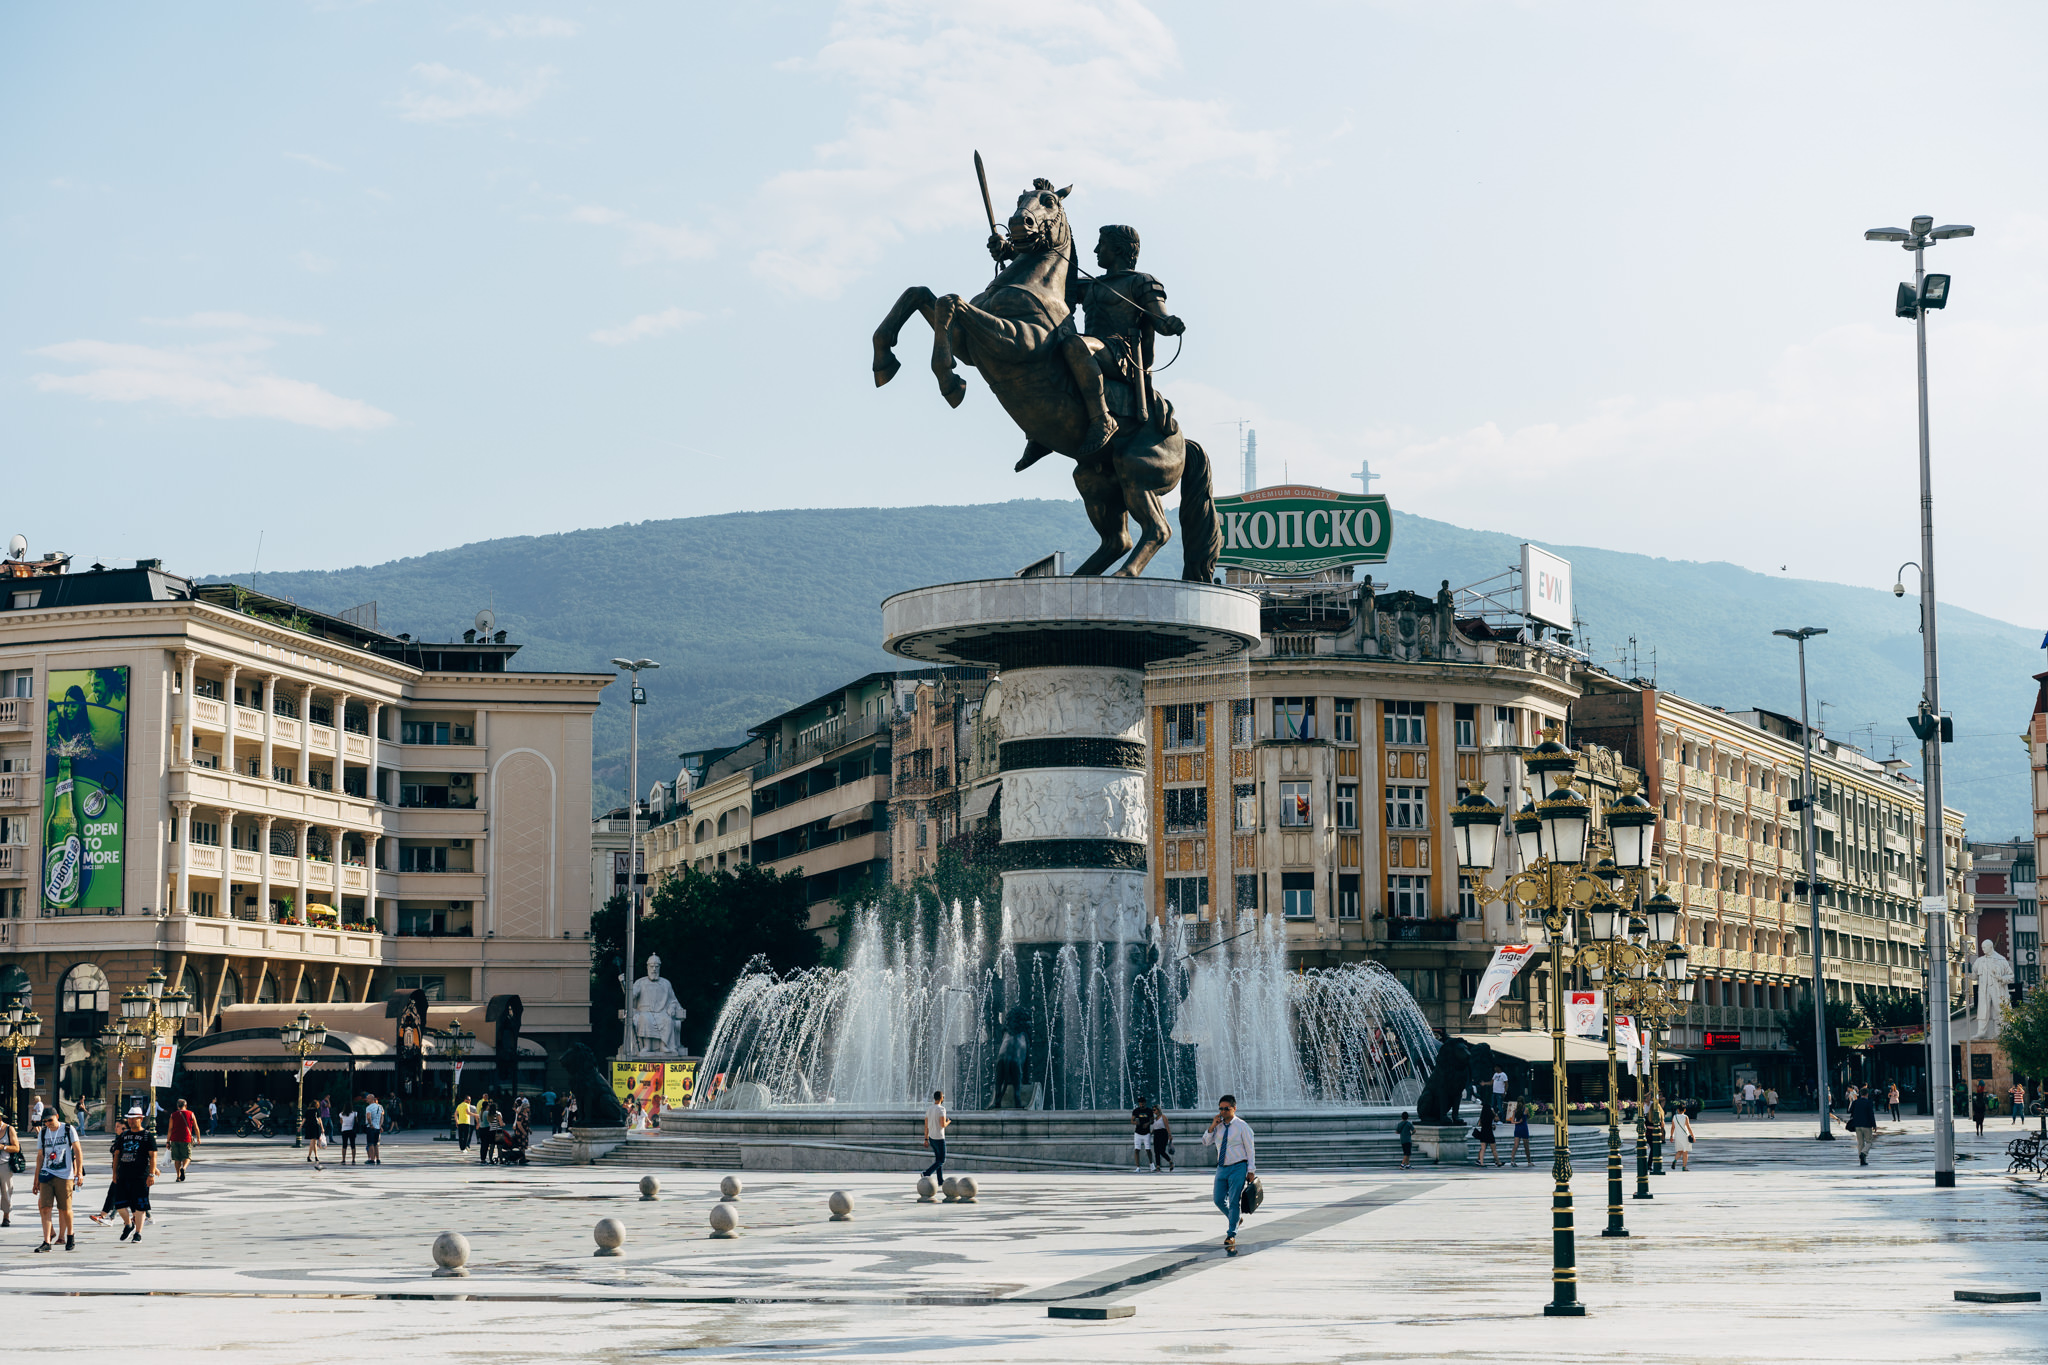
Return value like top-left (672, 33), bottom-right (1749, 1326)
top-left (280, 1010), bottom-right (329, 1147)
top-left (440, 1024), bottom-right (476, 1139)
top-left (2, 996), bottom-right (44, 1123)
top-left (1632, 929), bottom-right (1693, 1195)
top-left (98, 1021), bottom-right (144, 1122)
top-left (120, 968), bottom-right (193, 1126)
top-left (1578, 873), bottom-right (1679, 1234)
top-left (1451, 726), bottom-right (1602, 1316)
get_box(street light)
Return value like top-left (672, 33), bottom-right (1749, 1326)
top-left (440, 1024), bottom-right (476, 1138)
top-left (281, 1010), bottom-right (328, 1146)
top-left (2, 997), bottom-right (43, 1123)
top-left (609, 657), bottom-right (661, 1061)
top-left (1774, 626), bottom-right (1836, 1142)
top-left (1866, 212), bottom-right (1971, 1187)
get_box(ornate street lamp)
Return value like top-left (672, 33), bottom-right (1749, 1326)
top-left (1, 998), bottom-right (42, 1124)
top-left (440, 1024), bottom-right (476, 1139)
top-left (282, 1010), bottom-right (329, 1147)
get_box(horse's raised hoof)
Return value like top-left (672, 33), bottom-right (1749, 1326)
top-left (940, 374), bottom-right (967, 409)
top-left (1015, 440), bottom-right (1052, 472)
top-left (1078, 414), bottom-right (1118, 456)
top-left (872, 351), bottom-right (901, 387)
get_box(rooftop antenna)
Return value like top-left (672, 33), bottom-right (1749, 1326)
top-left (252, 531), bottom-right (264, 577)
top-left (7, 534), bottom-right (25, 562)
top-left (1816, 699), bottom-right (1834, 731)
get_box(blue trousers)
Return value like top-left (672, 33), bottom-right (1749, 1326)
top-left (1213, 1160), bottom-right (1249, 1238)
top-left (921, 1139), bottom-right (946, 1180)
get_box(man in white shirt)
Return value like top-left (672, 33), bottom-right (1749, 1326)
top-left (1491, 1069), bottom-right (1508, 1117)
top-left (920, 1090), bottom-right (950, 1183)
top-left (1203, 1095), bottom-right (1257, 1255)
top-left (362, 1096), bottom-right (385, 1166)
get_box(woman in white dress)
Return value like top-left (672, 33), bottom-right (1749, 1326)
top-left (1671, 1108), bottom-right (1696, 1170)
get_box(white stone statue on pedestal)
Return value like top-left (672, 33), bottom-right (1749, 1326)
top-left (630, 954), bottom-right (687, 1056)
top-left (1971, 939), bottom-right (2014, 1041)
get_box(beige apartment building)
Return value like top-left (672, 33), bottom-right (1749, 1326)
top-left (0, 552), bottom-right (608, 1116)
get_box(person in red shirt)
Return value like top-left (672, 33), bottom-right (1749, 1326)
top-left (166, 1099), bottom-right (201, 1182)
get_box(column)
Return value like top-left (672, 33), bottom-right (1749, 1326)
top-left (332, 690), bottom-right (352, 796)
top-left (368, 702), bottom-right (384, 804)
top-left (298, 684), bottom-right (315, 787)
top-left (260, 675), bottom-right (277, 784)
top-left (177, 652), bottom-right (196, 766)
top-left (174, 801), bottom-right (193, 914)
top-left (221, 664), bottom-right (241, 776)
top-left (257, 815), bottom-right (275, 922)
top-left (218, 804), bottom-right (238, 919)
top-left (294, 820), bottom-right (311, 923)
top-left (365, 833), bottom-right (381, 932)
top-left (330, 822), bottom-right (347, 915)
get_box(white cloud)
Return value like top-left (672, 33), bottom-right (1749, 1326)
top-left (142, 312), bottom-right (324, 336)
top-left (284, 151), bottom-right (343, 173)
top-left (30, 335), bottom-right (393, 432)
top-left (456, 14), bottom-right (580, 39)
top-left (293, 250), bottom-right (338, 274)
top-left (571, 205), bottom-right (715, 264)
top-left (749, 0), bottom-right (1283, 297)
top-left (588, 306), bottom-right (702, 346)
top-left (396, 62), bottom-right (555, 122)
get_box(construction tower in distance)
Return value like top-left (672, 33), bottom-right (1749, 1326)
top-left (1241, 427), bottom-right (1258, 493)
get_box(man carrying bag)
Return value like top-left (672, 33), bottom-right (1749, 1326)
top-left (35, 1110), bottom-right (84, 1252)
top-left (1203, 1095), bottom-right (1257, 1257)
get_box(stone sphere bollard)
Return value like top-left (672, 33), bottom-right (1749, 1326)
top-left (431, 1231), bottom-right (471, 1278)
top-left (916, 1175), bottom-right (939, 1203)
top-left (957, 1175), bottom-right (979, 1203)
top-left (638, 1175), bottom-right (661, 1201)
top-left (828, 1189), bottom-right (855, 1222)
top-left (708, 1202), bottom-right (741, 1239)
top-left (592, 1217), bottom-right (626, 1258)
top-left (942, 1176), bottom-right (961, 1203)
top-left (719, 1175), bottom-right (743, 1202)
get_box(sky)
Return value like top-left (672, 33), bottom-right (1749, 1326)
top-left (3, 1), bottom-right (2044, 633)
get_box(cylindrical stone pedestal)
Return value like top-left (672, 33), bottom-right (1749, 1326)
top-left (883, 577), bottom-right (1259, 1111)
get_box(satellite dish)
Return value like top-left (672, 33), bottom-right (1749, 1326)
top-left (7, 534), bottom-right (24, 562)
top-left (475, 609), bottom-right (496, 637)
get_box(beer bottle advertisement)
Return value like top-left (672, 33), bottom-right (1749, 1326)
top-left (42, 667), bottom-right (129, 912)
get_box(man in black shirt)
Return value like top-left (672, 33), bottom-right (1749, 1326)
top-left (107, 1110), bottom-right (159, 1242)
top-left (1131, 1096), bottom-right (1153, 1171)
top-left (1830, 1087), bottom-right (1881, 1166)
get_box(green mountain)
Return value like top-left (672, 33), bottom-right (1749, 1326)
top-left (215, 502), bottom-right (2040, 840)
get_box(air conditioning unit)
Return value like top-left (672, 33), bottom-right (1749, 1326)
top-left (451, 838), bottom-right (470, 849)
top-left (454, 726), bottom-right (474, 744)
top-left (451, 774), bottom-right (471, 787)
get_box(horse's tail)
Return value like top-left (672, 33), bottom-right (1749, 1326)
top-left (1179, 437), bottom-right (1221, 582)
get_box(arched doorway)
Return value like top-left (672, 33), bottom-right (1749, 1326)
top-left (56, 964), bottom-right (110, 1125)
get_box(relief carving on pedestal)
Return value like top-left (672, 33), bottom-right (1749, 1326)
top-left (1001, 870), bottom-right (1148, 944)
top-left (1002, 769), bottom-right (1149, 843)
top-left (995, 668), bottom-right (1145, 742)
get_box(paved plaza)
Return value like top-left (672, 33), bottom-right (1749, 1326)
top-left (8, 1112), bottom-right (2048, 1362)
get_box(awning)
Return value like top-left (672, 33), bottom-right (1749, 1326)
top-left (828, 802), bottom-right (885, 831)
top-left (179, 1026), bottom-right (394, 1073)
top-left (961, 783), bottom-right (998, 824)
top-left (1475, 1030), bottom-right (1688, 1066)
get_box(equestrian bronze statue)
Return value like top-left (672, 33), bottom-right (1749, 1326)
top-left (872, 166), bottom-right (1220, 581)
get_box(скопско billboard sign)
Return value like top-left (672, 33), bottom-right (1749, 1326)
top-left (43, 666), bottom-right (129, 912)
top-left (1214, 485), bottom-right (1391, 575)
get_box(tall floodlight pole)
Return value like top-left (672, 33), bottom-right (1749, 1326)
top-left (609, 658), bottom-right (660, 1061)
top-left (1865, 213), bottom-right (1973, 1188)
top-left (1775, 627), bottom-right (1831, 1139)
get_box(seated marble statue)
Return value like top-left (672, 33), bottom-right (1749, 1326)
top-left (630, 955), bottom-right (687, 1056)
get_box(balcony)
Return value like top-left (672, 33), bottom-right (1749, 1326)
top-left (170, 767), bottom-right (384, 829)
top-left (757, 710), bottom-right (892, 781)
top-left (0, 772), bottom-right (34, 805)
top-left (0, 698), bottom-right (28, 732)
top-left (1385, 918), bottom-right (1459, 942)
top-left (0, 845), bottom-right (24, 877)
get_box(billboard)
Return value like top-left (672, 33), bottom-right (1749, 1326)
top-left (611, 1059), bottom-right (698, 1113)
top-left (1521, 544), bottom-right (1573, 629)
top-left (1213, 486), bottom-right (1391, 575)
top-left (43, 666), bottom-right (129, 912)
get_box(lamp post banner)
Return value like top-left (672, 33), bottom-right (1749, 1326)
top-left (1570, 991), bottom-right (1605, 1040)
top-left (1615, 1016), bottom-right (1640, 1075)
top-left (16, 1054), bottom-right (33, 1090)
top-left (1213, 485), bottom-right (1391, 574)
top-left (150, 1043), bottom-right (176, 1088)
top-left (1470, 943), bottom-right (1536, 1015)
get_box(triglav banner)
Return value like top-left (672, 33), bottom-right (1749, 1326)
top-left (1469, 944), bottom-right (1536, 1016)
top-left (43, 666), bottom-right (129, 912)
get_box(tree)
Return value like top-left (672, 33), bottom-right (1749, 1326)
top-left (1999, 989), bottom-right (2048, 1088)
top-left (1779, 990), bottom-right (1860, 1082)
top-left (821, 827), bottom-right (1003, 968)
top-left (587, 891), bottom-right (629, 1056)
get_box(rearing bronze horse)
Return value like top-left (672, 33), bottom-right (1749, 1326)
top-left (872, 179), bottom-right (1219, 580)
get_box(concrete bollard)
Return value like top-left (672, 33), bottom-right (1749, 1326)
top-left (708, 1202), bottom-right (740, 1239)
top-left (592, 1217), bottom-right (626, 1258)
top-left (916, 1175), bottom-right (939, 1203)
top-left (431, 1231), bottom-right (471, 1278)
top-left (942, 1176), bottom-right (961, 1203)
top-left (719, 1175), bottom-right (743, 1202)
top-left (828, 1190), bottom-right (855, 1222)
top-left (638, 1175), bottom-right (661, 1201)
top-left (957, 1175), bottom-right (979, 1203)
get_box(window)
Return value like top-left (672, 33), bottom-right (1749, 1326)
top-left (399, 846), bottom-right (449, 873)
top-left (1233, 783), bottom-right (1257, 831)
top-left (1388, 874), bottom-right (1427, 917)
top-left (0, 887), bottom-right (22, 918)
top-left (190, 820), bottom-right (220, 847)
top-left (1333, 700), bottom-right (1355, 743)
top-left (60, 964), bottom-right (110, 1015)
top-left (1493, 706), bottom-right (1516, 747)
top-left (1282, 871), bottom-right (1315, 919)
top-left (1458, 875), bottom-right (1480, 918)
top-left (1231, 699), bottom-right (1254, 746)
top-left (395, 974), bottom-right (448, 1001)
top-left (1384, 699), bottom-right (1426, 745)
top-left (1337, 873), bottom-right (1360, 920)
top-left (1279, 780), bottom-right (1311, 827)
top-left (1395, 967), bottom-right (1439, 1002)
top-left (1455, 703), bottom-right (1476, 749)
top-left (1385, 786), bottom-right (1426, 829)
top-left (1165, 787), bottom-right (1208, 832)
top-left (1335, 784), bottom-right (1358, 829)
top-left (1163, 702), bottom-right (1207, 750)
top-left (402, 720), bottom-right (453, 745)
top-left (1235, 873), bottom-right (1259, 911)
top-left (1275, 697), bottom-right (1315, 740)
top-left (1166, 875), bottom-right (1208, 919)
top-left (190, 891), bottom-right (217, 916)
